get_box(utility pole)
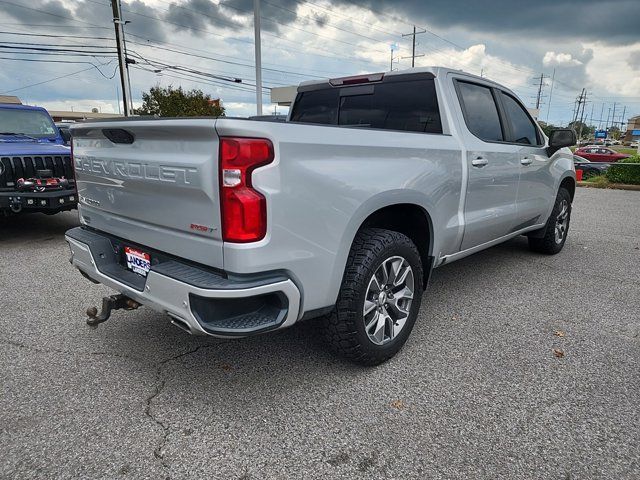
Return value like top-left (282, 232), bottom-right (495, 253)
top-left (613, 105), bottom-right (626, 141)
top-left (572, 88), bottom-right (585, 124)
top-left (578, 90), bottom-right (587, 141)
top-left (545, 68), bottom-right (555, 122)
top-left (534, 73), bottom-right (547, 110)
top-left (598, 103), bottom-right (605, 130)
top-left (402, 26), bottom-right (426, 67)
top-left (111, 0), bottom-right (132, 116)
top-left (253, 0), bottom-right (263, 116)
top-left (389, 43), bottom-right (398, 71)
top-left (610, 102), bottom-right (617, 134)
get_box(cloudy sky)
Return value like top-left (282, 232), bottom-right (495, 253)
top-left (0, 0), bottom-right (639, 126)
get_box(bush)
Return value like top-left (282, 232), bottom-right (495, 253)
top-left (605, 155), bottom-right (640, 185)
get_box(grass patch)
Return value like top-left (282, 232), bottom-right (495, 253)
top-left (613, 147), bottom-right (637, 155)
top-left (583, 175), bottom-right (610, 187)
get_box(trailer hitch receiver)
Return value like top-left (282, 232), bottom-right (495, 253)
top-left (86, 294), bottom-right (140, 327)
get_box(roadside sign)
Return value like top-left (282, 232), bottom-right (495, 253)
top-left (595, 130), bottom-right (607, 139)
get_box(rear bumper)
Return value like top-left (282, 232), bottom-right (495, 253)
top-left (65, 227), bottom-right (301, 337)
top-left (0, 189), bottom-right (77, 214)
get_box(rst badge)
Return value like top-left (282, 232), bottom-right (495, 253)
top-left (124, 247), bottom-right (151, 277)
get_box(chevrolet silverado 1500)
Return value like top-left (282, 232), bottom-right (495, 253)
top-left (66, 67), bottom-right (576, 365)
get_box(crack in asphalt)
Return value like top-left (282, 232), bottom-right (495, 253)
top-left (144, 344), bottom-right (219, 478)
top-left (1, 331), bottom-right (224, 477)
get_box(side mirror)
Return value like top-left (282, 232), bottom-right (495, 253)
top-left (547, 129), bottom-right (576, 156)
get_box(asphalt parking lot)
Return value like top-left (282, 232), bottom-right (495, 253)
top-left (1, 187), bottom-right (639, 480)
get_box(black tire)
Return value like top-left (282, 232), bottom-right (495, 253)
top-left (322, 228), bottom-right (424, 366)
top-left (528, 188), bottom-right (572, 255)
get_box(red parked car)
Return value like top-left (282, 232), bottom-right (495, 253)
top-left (574, 146), bottom-right (630, 162)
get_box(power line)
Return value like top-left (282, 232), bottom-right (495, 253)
top-left (0, 56), bottom-right (116, 71)
top-left (0, 44), bottom-right (116, 54)
top-left (293, 0), bottom-right (404, 37)
top-left (0, 30), bottom-right (114, 41)
top-left (1, 64), bottom-right (118, 94)
top-left (260, 0), bottom-right (395, 47)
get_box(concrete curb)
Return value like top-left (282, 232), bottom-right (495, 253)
top-left (577, 181), bottom-right (640, 191)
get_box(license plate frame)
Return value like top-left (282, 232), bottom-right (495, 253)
top-left (124, 246), bottom-right (151, 277)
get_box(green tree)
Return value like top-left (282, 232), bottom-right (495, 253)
top-left (568, 120), bottom-right (594, 139)
top-left (134, 85), bottom-right (225, 117)
top-left (608, 126), bottom-right (621, 140)
top-left (538, 122), bottom-right (557, 137)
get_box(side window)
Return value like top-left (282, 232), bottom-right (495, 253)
top-left (456, 81), bottom-right (503, 142)
top-left (499, 92), bottom-right (539, 145)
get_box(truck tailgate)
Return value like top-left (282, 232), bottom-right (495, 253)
top-left (71, 118), bottom-right (223, 269)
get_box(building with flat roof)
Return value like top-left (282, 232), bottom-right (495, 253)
top-left (48, 110), bottom-right (123, 122)
top-left (623, 115), bottom-right (640, 144)
top-left (0, 95), bottom-right (22, 104)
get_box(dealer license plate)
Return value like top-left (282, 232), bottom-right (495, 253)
top-left (124, 246), bottom-right (151, 277)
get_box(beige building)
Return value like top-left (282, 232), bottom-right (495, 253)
top-left (48, 110), bottom-right (122, 122)
top-left (0, 95), bottom-right (22, 104)
top-left (623, 115), bottom-right (640, 143)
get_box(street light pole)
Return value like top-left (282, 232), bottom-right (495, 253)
top-left (253, 0), bottom-right (263, 116)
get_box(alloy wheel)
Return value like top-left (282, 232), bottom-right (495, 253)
top-left (555, 199), bottom-right (570, 244)
top-left (363, 256), bottom-right (415, 346)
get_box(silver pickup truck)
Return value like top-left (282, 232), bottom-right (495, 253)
top-left (66, 67), bottom-right (576, 365)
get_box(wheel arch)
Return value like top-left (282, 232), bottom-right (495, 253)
top-left (559, 175), bottom-right (576, 201)
top-left (360, 203), bottom-right (434, 287)
top-left (328, 193), bottom-right (436, 303)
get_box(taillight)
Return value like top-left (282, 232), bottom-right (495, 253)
top-left (219, 137), bottom-right (274, 242)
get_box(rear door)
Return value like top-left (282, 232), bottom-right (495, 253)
top-left (453, 79), bottom-right (521, 250)
top-left (496, 90), bottom-right (554, 228)
top-left (71, 119), bottom-right (224, 269)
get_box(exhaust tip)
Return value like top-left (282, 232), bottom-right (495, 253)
top-left (169, 315), bottom-right (192, 334)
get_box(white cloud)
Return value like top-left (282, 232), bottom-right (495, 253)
top-left (543, 51), bottom-right (582, 67)
top-left (419, 44), bottom-right (532, 88)
top-left (583, 42), bottom-right (640, 98)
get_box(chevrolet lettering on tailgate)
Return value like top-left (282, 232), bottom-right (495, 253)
top-left (74, 156), bottom-right (198, 185)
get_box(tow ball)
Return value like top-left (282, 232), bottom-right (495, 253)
top-left (86, 294), bottom-right (140, 327)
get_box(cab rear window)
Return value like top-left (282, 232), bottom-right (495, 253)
top-left (290, 78), bottom-right (442, 134)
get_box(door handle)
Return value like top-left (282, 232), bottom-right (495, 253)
top-left (471, 157), bottom-right (488, 167)
top-left (521, 157), bottom-right (533, 166)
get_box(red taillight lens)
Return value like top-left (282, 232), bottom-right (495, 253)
top-left (219, 137), bottom-right (274, 242)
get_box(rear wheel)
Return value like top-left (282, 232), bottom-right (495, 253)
top-left (322, 228), bottom-right (423, 365)
top-left (528, 188), bottom-right (572, 255)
